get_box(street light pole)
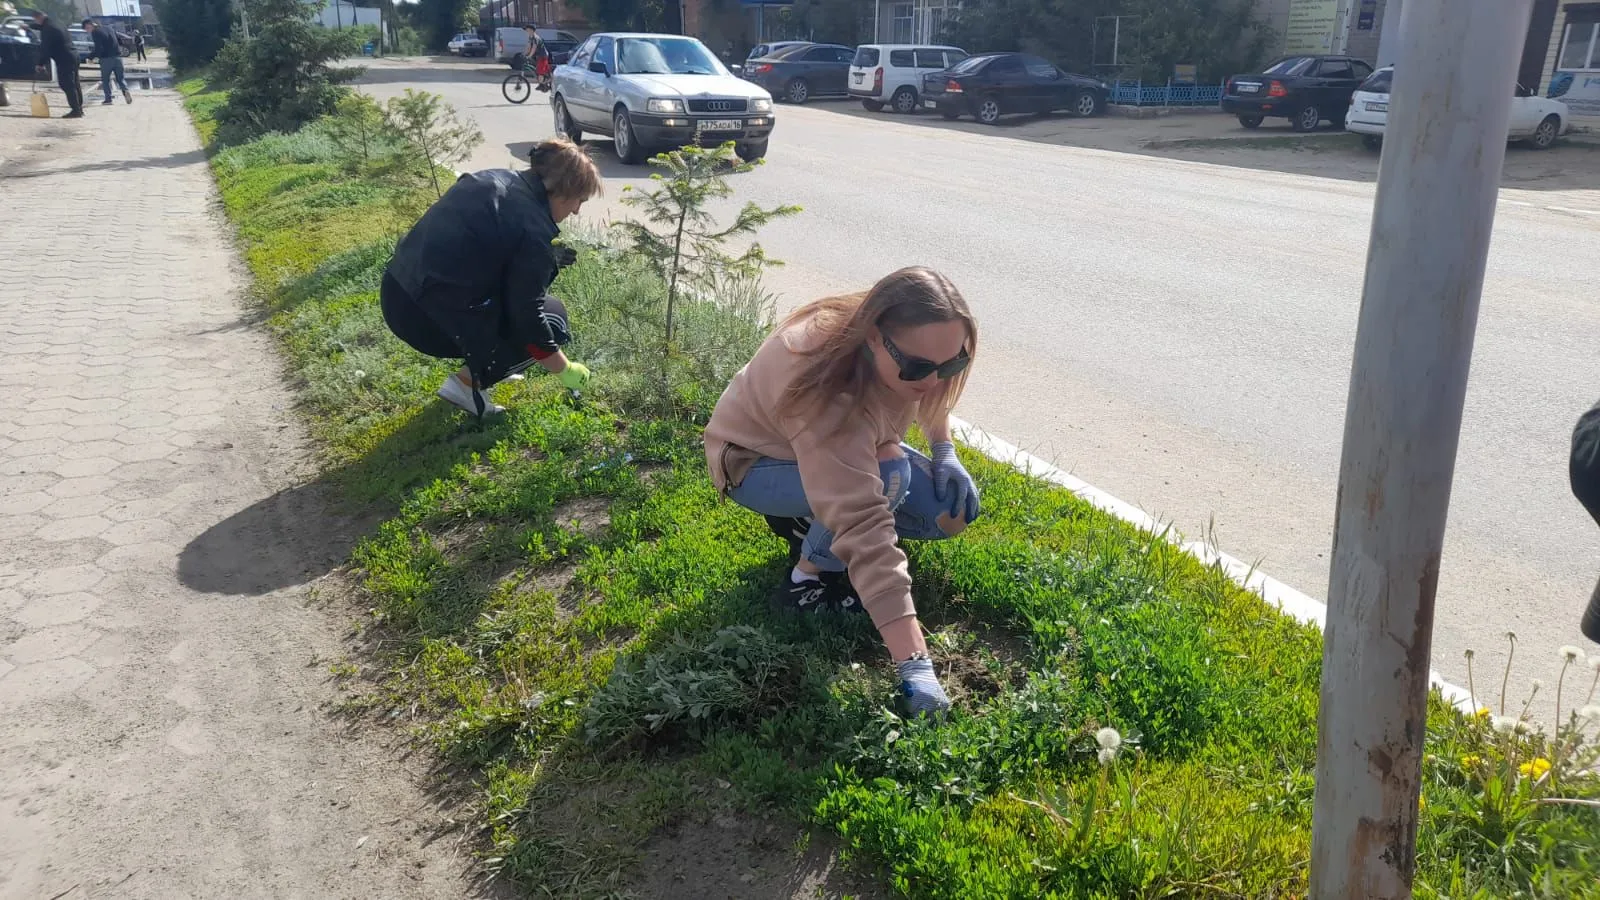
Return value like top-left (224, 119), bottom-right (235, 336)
top-left (1309, 0), bottom-right (1534, 897)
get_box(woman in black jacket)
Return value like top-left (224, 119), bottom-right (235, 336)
top-left (382, 137), bottom-right (602, 415)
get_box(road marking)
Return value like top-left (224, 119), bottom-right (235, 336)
top-left (951, 414), bottom-right (1480, 714)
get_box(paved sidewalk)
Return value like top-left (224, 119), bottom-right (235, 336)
top-left (0, 92), bottom-right (484, 897)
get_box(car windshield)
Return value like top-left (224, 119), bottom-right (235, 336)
top-left (853, 47), bottom-right (880, 66)
top-left (947, 54), bottom-right (991, 75)
top-left (1261, 56), bottom-right (1315, 76)
top-left (770, 43), bottom-right (814, 59)
top-left (1359, 68), bottom-right (1392, 93)
top-left (616, 36), bottom-right (724, 75)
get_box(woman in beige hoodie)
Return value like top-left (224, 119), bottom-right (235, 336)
top-left (705, 267), bottom-right (981, 716)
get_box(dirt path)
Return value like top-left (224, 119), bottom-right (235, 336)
top-left (0, 88), bottom-right (493, 899)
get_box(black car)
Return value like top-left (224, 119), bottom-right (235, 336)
top-left (1222, 55), bottom-right (1374, 132)
top-left (919, 52), bottom-right (1108, 125)
top-left (742, 42), bottom-right (854, 104)
top-left (544, 38), bottom-right (576, 66)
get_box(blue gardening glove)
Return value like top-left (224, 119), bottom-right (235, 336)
top-left (930, 441), bottom-right (980, 523)
top-left (897, 656), bottom-right (950, 718)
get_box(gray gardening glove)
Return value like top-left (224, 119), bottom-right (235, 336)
top-left (930, 441), bottom-right (980, 523)
top-left (897, 656), bottom-right (950, 718)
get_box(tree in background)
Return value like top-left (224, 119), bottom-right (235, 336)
top-left (415, 0), bottom-right (476, 51)
top-left (574, 0), bottom-right (671, 33)
top-left (155, 0), bottom-right (233, 70)
top-left (213, 0), bottom-right (363, 143)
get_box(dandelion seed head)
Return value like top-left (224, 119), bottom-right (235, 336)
top-left (1560, 645), bottom-right (1584, 663)
top-left (354, 370), bottom-right (367, 380)
top-left (1097, 747), bottom-right (1117, 766)
top-left (1529, 678), bottom-right (1545, 692)
top-left (1491, 715), bottom-right (1519, 733)
top-left (1095, 727), bottom-right (1122, 750)
top-left (1513, 720), bottom-right (1533, 734)
top-left (1579, 705), bottom-right (1600, 722)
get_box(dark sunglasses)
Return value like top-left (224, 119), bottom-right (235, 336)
top-left (880, 332), bottom-right (971, 382)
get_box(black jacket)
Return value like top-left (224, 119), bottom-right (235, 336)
top-left (88, 26), bottom-right (118, 59)
top-left (385, 169), bottom-right (563, 382)
top-left (34, 19), bottom-right (74, 67)
top-left (1573, 399), bottom-right (1600, 524)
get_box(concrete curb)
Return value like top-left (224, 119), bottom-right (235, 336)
top-left (950, 414), bottom-right (1480, 714)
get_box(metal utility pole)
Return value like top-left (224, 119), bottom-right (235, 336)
top-left (1375, 0), bottom-right (1404, 68)
top-left (1310, 0), bottom-right (1533, 897)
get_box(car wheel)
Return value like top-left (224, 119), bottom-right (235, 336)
top-left (861, 99), bottom-right (884, 112)
top-left (891, 86), bottom-right (918, 114)
top-left (1238, 114), bottom-right (1264, 129)
top-left (1292, 105), bottom-right (1321, 132)
top-left (1362, 134), bottom-right (1382, 151)
top-left (976, 95), bottom-right (1002, 126)
top-left (1531, 114), bottom-right (1560, 150)
top-left (1074, 90), bottom-right (1102, 117)
top-left (553, 95), bottom-right (581, 143)
top-left (786, 78), bottom-right (810, 104)
top-left (613, 107), bottom-right (644, 165)
top-left (738, 139), bottom-right (769, 162)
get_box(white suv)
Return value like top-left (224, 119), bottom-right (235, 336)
top-left (552, 33), bottom-right (776, 164)
top-left (849, 43), bottom-right (967, 114)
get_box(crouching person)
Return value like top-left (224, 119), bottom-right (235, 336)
top-left (705, 267), bottom-right (983, 717)
top-left (381, 137), bottom-right (601, 415)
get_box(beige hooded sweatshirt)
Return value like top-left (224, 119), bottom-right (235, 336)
top-left (704, 314), bottom-right (918, 629)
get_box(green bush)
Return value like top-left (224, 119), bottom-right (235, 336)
top-left (157, 0), bottom-right (232, 70)
top-left (212, 0), bottom-right (363, 146)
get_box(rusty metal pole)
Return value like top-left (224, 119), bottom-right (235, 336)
top-left (1309, 0), bottom-right (1534, 897)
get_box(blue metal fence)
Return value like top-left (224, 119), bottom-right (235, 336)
top-left (1109, 80), bottom-right (1226, 107)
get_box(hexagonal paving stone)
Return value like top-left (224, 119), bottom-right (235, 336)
top-left (41, 494), bottom-right (115, 519)
top-left (20, 563), bottom-right (105, 597)
top-left (39, 515), bottom-right (114, 543)
top-left (0, 657), bottom-right (13, 681)
top-left (3, 491), bottom-right (54, 515)
top-left (0, 588), bottom-right (24, 612)
top-left (2, 623), bottom-right (103, 664)
top-left (99, 518), bottom-right (177, 547)
top-left (102, 497), bottom-right (175, 523)
top-left (0, 471), bottom-right (61, 496)
top-left (47, 475), bottom-right (120, 500)
top-left (71, 424), bottom-right (126, 443)
top-left (8, 422), bottom-right (71, 443)
top-left (52, 457), bottom-right (121, 479)
top-left (13, 592), bottom-right (103, 629)
top-left (6, 437), bottom-right (71, 459)
top-left (115, 427), bottom-right (178, 446)
top-left (97, 541), bottom-right (178, 574)
top-left (0, 657), bottom-right (96, 704)
top-left (111, 442), bottom-right (178, 464)
top-left (58, 440), bottom-right (129, 461)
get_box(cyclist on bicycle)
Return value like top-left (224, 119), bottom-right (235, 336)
top-left (523, 25), bottom-right (552, 90)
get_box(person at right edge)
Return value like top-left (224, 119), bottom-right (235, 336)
top-left (1570, 398), bottom-right (1600, 643)
top-left (381, 137), bottom-right (599, 415)
top-left (705, 267), bottom-right (983, 718)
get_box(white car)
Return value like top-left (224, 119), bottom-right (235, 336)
top-left (552, 33), bottom-right (776, 164)
top-left (447, 32), bottom-right (488, 57)
top-left (849, 43), bottom-right (968, 114)
top-left (1346, 66), bottom-right (1569, 151)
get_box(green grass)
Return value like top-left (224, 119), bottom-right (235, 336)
top-left (183, 78), bottom-right (1600, 899)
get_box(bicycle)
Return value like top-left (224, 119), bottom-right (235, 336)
top-left (501, 54), bottom-right (550, 104)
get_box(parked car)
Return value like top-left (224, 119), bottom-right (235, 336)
top-left (494, 26), bottom-right (579, 67)
top-left (1344, 65), bottom-right (1569, 151)
top-left (742, 42), bottom-right (854, 103)
top-left (1222, 55), bottom-right (1373, 132)
top-left (544, 38), bottom-right (577, 66)
top-left (849, 43), bottom-right (967, 114)
top-left (552, 32), bottom-right (776, 164)
top-left (919, 52), bottom-right (1108, 124)
top-left (447, 31), bottom-right (488, 57)
top-left (745, 40), bottom-right (807, 67)
top-left (67, 26), bottom-right (92, 65)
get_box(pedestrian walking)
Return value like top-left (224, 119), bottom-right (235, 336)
top-left (28, 12), bottom-right (82, 118)
top-left (132, 29), bottom-right (146, 62)
top-left (380, 137), bottom-right (600, 416)
top-left (704, 266), bottom-right (983, 718)
top-left (83, 19), bottom-right (130, 105)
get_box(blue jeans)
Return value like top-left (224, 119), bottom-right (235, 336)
top-left (726, 444), bottom-right (963, 573)
top-left (98, 57), bottom-right (127, 101)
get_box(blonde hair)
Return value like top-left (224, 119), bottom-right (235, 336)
top-left (779, 267), bottom-right (977, 429)
top-left (528, 137), bottom-right (603, 203)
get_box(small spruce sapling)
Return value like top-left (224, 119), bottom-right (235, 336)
top-left (381, 89), bottom-right (485, 197)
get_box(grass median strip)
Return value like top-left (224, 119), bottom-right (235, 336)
top-left (181, 73), bottom-right (1600, 899)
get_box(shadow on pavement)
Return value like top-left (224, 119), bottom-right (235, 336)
top-left (355, 61), bottom-right (507, 85)
top-left (1, 147), bottom-right (209, 179)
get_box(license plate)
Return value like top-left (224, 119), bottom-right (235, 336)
top-left (853, 72), bottom-right (863, 83)
top-left (697, 119), bottom-right (742, 132)
top-left (1237, 83), bottom-right (1260, 93)
top-left (923, 100), bottom-right (937, 109)
top-left (1366, 101), bottom-right (1388, 112)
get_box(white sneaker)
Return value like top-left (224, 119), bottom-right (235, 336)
top-left (503, 373), bottom-right (525, 382)
top-left (437, 375), bottom-right (505, 415)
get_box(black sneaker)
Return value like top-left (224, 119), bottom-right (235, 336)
top-left (771, 571), bottom-right (869, 615)
top-left (764, 515), bottom-right (811, 566)
top-left (818, 571), bottom-right (868, 615)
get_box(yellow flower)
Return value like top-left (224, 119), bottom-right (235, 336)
top-left (1518, 757), bottom-right (1552, 779)
top-left (1460, 755), bottom-right (1481, 768)
top-left (1418, 794), bottom-right (1427, 812)
top-left (1474, 707), bottom-right (1491, 719)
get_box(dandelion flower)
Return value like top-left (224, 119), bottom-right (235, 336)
top-left (1460, 755), bottom-right (1481, 768)
top-left (1095, 727), bottom-right (1122, 751)
top-left (1561, 645), bottom-right (1585, 663)
top-left (1474, 707), bottom-right (1491, 719)
top-left (1518, 757), bottom-right (1552, 779)
top-left (1097, 747), bottom-right (1117, 766)
top-left (354, 370), bottom-right (366, 380)
top-left (1491, 715), bottom-right (1519, 733)
top-left (1418, 794), bottom-right (1427, 813)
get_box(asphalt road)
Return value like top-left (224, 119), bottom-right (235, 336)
top-left (356, 57), bottom-right (1600, 720)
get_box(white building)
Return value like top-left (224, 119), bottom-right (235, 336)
top-left (308, 0), bottom-right (382, 31)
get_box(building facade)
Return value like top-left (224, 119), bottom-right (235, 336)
top-left (1537, 0), bottom-right (1600, 119)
